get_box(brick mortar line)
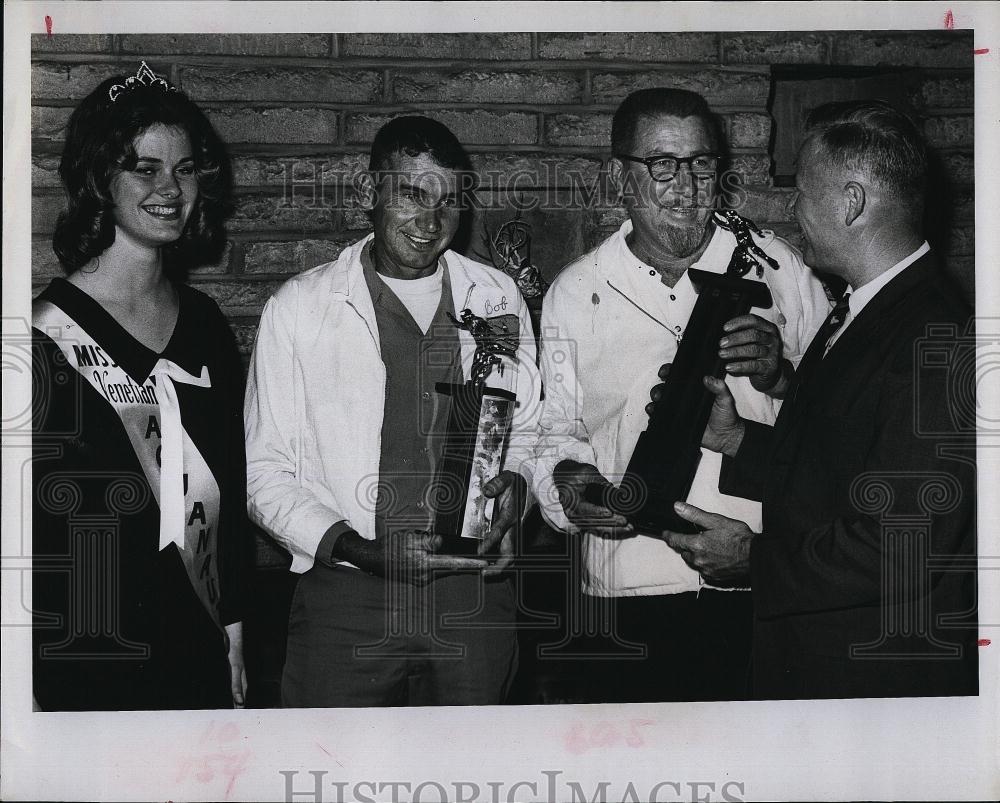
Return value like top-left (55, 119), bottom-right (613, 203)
top-left (222, 232), bottom-right (363, 242)
top-left (186, 274), bottom-right (299, 282)
top-left (204, 307), bottom-right (271, 316)
top-left (229, 185), bottom-right (620, 195)
top-left (822, 33), bottom-right (836, 66)
top-left (31, 142), bottom-right (774, 157)
top-left (187, 276), bottom-right (306, 284)
top-left (31, 102), bottom-right (973, 117)
top-left (916, 69), bottom-right (978, 78)
top-left (381, 67), bottom-right (392, 104)
top-left (29, 99), bottom-right (772, 113)
top-left (230, 240), bottom-right (247, 275)
top-left (582, 68), bottom-right (593, 106)
top-left (30, 54), bottom-right (976, 75)
top-left (29, 55), bottom-right (775, 72)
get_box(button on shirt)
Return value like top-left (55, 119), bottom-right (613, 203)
top-left (533, 218), bottom-right (831, 596)
top-left (600, 225), bottom-right (785, 542)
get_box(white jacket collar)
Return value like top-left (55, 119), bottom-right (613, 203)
top-left (327, 232), bottom-right (485, 310)
top-left (328, 233), bottom-right (374, 299)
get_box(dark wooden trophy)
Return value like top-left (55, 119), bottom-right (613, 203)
top-left (586, 211), bottom-right (778, 534)
top-left (432, 309), bottom-right (519, 555)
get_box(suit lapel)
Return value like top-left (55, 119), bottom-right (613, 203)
top-left (775, 253), bottom-right (940, 447)
top-left (823, 253), bottom-right (937, 362)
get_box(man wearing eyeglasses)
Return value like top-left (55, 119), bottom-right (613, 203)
top-left (531, 88), bottom-right (830, 702)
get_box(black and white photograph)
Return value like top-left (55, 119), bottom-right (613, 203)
top-left (2, 1), bottom-right (998, 801)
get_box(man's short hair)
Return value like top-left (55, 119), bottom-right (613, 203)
top-left (611, 88), bottom-right (722, 156)
top-left (368, 115), bottom-right (473, 174)
top-left (802, 100), bottom-right (927, 220)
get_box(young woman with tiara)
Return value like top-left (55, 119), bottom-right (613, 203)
top-left (32, 63), bottom-right (251, 710)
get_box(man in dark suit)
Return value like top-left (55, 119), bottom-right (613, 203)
top-left (659, 100), bottom-right (977, 699)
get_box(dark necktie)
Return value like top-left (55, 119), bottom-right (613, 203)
top-left (818, 292), bottom-right (851, 355)
top-left (788, 293), bottom-right (852, 399)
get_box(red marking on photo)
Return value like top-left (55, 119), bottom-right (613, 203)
top-left (978, 638), bottom-right (991, 647)
top-left (44, 15), bottom-right (52, 35)
top-left (564, 718), bottom-right (655, 753)
top-left (974, 48), bottom-right (990, 55)
top-left (172, 721), bottom-right (252, 799)
top-left (944, 9), bottom-right (955, 29)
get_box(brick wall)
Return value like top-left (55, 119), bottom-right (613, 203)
top-left (29, 31), bottom-right (975, 567)
top-left (32, 31), bottom-right (975, 342)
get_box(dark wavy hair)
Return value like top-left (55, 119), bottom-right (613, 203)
top-left (53, 72), bottom-right (233, 278)
top-left (368, 115), bottom-right (473, 175)
top-left (803, 100), bottom-right (927, 224)
top-left (365, 115), bottom-right (475, 215)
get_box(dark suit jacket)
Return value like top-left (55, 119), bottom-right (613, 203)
top-left (721, 252), bottom-right (977, 699)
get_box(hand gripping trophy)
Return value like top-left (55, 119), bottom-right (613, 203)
top-left (431, 309), bottom-right (520, 553)
top-left (587, 211), bottom-right (779, 534)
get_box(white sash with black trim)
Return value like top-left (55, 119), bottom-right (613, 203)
top-left (34, 300), bottom-right (224, 628)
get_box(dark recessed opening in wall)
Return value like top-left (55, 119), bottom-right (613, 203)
top-left (769, 65), bottom-right (924, 187)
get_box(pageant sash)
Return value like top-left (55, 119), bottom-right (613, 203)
top-left (34, 301), bottom-right (224, 627)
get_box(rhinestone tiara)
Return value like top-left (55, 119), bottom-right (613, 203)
top-left (108, 61), bottom-right (176, 102)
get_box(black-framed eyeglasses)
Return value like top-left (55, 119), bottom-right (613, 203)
top-left (617, 153), bottom-right (720, 182)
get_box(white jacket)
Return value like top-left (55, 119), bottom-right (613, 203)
top-left (245, 234), bottom-right (541, 574)
top-left (531, 220), bottom-right (831, 596)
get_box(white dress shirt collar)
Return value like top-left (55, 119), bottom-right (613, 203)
top-left (824, 241), bottom-right (929, 355)
top-left (846, 241), bottom-right (930, 321)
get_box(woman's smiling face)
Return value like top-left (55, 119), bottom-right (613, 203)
top-left (110, 123), bottom-right (198, 250)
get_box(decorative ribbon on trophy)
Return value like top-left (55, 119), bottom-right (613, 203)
top-left (586, 210), bottom-right (778, 534)
top-left (432, 308), bottom-right (520, 555)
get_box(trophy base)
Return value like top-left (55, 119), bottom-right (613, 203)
top-left (436, 533), bottom-right (490, 557)
top-left (584, 483), bottom-right (702, 535)
top-left (629, 508), bottom-right (702, 536)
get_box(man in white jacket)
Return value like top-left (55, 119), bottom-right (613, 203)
top-left (245, 117), bottom-right (540, 707)
top-left (531, 88), bottom-right (830, 702)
